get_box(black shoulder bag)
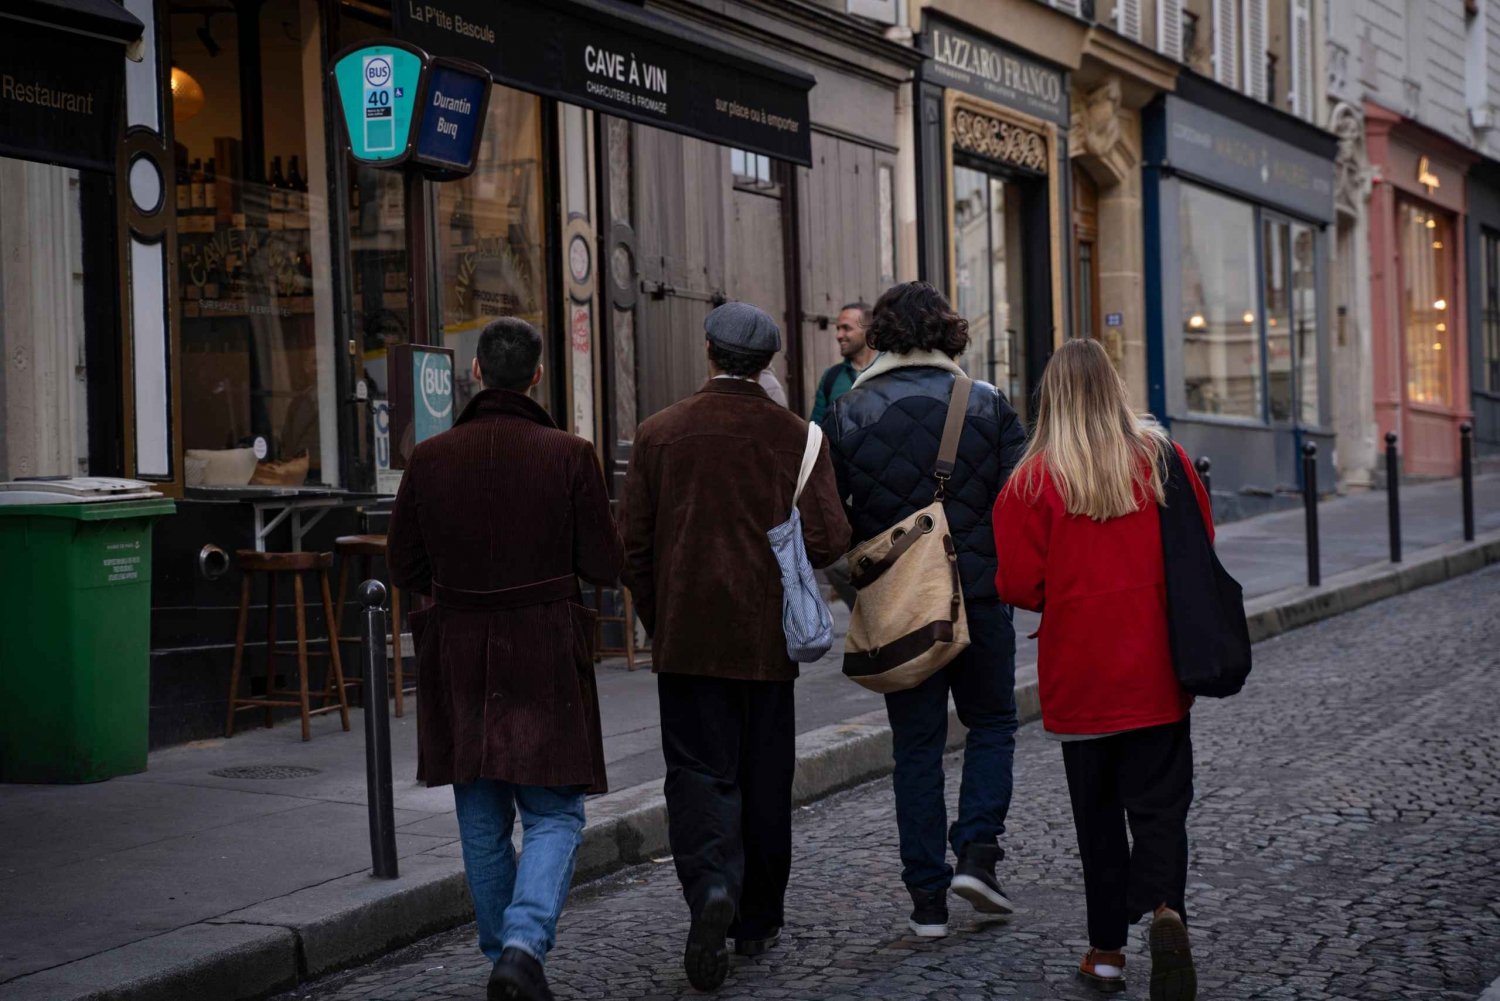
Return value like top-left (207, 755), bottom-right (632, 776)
top-left (1158, 445), bottom-right (1252, 698)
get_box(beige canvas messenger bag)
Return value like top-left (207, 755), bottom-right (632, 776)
top-left (840, 375), bottom-right (972, 694)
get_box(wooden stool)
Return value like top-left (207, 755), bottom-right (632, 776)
top-left (329, 534), bottom-right (413, 716)
top-left (593, 584), bottom-right (640, 671)
top-left (226, 551), bottom-right (350, 741)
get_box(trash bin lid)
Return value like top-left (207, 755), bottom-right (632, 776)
top-left (0, 478), bottom-right (173, 519)
top-left (0, 477), bottom-right (161, 502)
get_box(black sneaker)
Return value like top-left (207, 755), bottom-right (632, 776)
top-left (684, 884), bottom-right (735, 991)
top-left (1148, 907), bottom-right (1197, 1001)
top-left (488, 947), bottom-right (554, 1001)
top-left (951, 843), bottom-right (1014, 915)
top-left (907, 885), bottom-right (949, 938)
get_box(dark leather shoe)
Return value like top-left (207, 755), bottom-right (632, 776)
top-left (951, 843), bottom-right (1015, 915)
top-left (733, 929), bottom-right (780, 956)
top-left (684, 885), bottom-right (735, 991)
top-left (488, 946), bottom-right (553, 1001)
top-left (907, 885), bottom-right (949, 938)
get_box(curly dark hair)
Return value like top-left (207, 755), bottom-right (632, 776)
top-left (866, 281), bottom-right (970, 357)
top-left (707, 342), bottom-right (776, 379)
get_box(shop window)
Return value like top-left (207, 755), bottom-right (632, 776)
top-left (1292, 222), bottom-right (1318, 424)
top-left (1179, 183), bottom-right (1261, 419)
top-left (434, 85), bottom-right (549, 415)
top-left (1484, 229), bottom-right (1500, 394)
top-left (171, 0), bottom-right (338, 486)
top-left (731, 148), bottom-right (773, 189)
top-left (1398, 201), bottom-right (1454, 406)
top-left (953, 165), bottom-right (1026, 417)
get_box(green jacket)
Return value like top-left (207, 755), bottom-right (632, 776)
top-left (810, 360), bottom-right (865, 424)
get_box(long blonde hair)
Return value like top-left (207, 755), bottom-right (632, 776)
top-left (1012, 338), bottom-right (1170, 521)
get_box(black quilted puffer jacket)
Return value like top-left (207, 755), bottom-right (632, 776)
top-left (821, 362), bottom-right (1028, 600)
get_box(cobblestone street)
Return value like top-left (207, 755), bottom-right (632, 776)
top-left (278, 568), bottom-right (1500, 1001)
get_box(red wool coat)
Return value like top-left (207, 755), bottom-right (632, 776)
top-left (387, 389), bottom-right (624, 793)
top-left (992, 443), bottom-right (1212, 736)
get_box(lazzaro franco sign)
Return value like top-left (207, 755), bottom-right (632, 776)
top-left (920, 15), bottom-right (1069, 128)
top-left (395, 0), bottom-right (814, 165)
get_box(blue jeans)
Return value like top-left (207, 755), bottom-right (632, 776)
top-left (452, 779), bottom-right (586, 964)
top-left (883, 598), bottom-right (1018, 894)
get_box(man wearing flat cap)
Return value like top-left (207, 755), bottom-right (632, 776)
top-left (621, 302), bottom-right (850, 992)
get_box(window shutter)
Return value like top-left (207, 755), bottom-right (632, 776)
top-left (1158, 0), bottom-right (1184, 61)
top-left (1052, 0), bottom-right (1083, 15)
top-left (1243, 0), bottom-right (1269, 100)
top-left (1289, 0), bottom-right (1313, 117)
top-left (1213, 0), bottom-right (1239, 88)
top-left (1114, 0), bottom-right (1143, 40)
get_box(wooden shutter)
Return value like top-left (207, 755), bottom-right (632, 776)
top-left (1289, 0), bottom-right (1313, 117)
top-left (1051, 0), bottom-right (1082, 15)
top-left (1158, 0), bottom-right (1183, 61)
top-left (1243, 0), bottom-right (1268, 100)
top-left (1213, 0), bottom-right (1239, 88)
top-left (1115, 0), bottom-right (1143, 41)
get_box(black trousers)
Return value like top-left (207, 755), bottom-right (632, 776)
top-left (1061, 716), bottom-right (1194, 951)
top-left (658, 673), bottom-right (796, 940)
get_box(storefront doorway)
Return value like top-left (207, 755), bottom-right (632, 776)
top-left (952, 166), bottom-right (1027, 414)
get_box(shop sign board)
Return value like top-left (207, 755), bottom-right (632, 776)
top-left (919, 14), bottom-right (1069, 128)
top-left (1162, 96), bottom-right (1334, 224)
top-left (395, 0), bottom-right (815, 166)
top-left (331, 42), bottom-right (426, 165)
top-left (0, 23), bottom-right (124, 172)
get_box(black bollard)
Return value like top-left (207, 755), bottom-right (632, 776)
top-left (1195, 456), bottom-right (1213, 508)
top-left (1303, 442), bottom-right (1320, 587)
top-left (1461, 422), bottom-right (1475, 542)
top-left (360, 580), bottom-right (399, 879)
top-left (1385, 432), bottom-right (1402, 563)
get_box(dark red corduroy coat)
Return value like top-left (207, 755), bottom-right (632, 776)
top-left (387, 389), bottom-right (623, 793)
top-left (992, 443), bottom-right (1212, 736)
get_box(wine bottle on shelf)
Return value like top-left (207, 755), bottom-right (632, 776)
top-left (190, 158), bottom-right (205, 212)
top-left (204, 158), bottom-right (217, 214)
top-left (286, 155), bottom-right (306, 213)
top-left (175, 160), bottom-right (190, 213)
top-left (269, 155), bottom-right (287, 212)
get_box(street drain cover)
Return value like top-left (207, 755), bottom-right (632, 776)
top-left (210, 765), bottom-right (321, 780)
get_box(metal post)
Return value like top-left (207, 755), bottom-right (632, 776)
top-left (1303, 442), bottom-right (1320, 587)
top-left (360, 580), bottom-right (398, 879)
top-left (1461, 422), bottom-right (1475, 542)
top-left (1385, 432), bottom-right (1402, 563)
top-left (1195, 456), bottom-right (1212, 503)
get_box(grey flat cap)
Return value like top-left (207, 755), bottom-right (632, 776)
top-left (705, 301), bottom-right (782, 353)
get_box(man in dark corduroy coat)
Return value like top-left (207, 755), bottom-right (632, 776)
top-left (387, 317), bottom-right (623, 1001)
top-left (621, 302), bottom-right (851, 993)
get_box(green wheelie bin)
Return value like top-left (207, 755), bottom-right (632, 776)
top-left (0, 497), bottom-right (176, 783)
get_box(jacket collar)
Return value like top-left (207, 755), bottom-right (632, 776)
top-left (697, 377), bottom-right (770, 400)
top-left (454, 388), bottom-right (558, 429)
top-left (851, 348), bottom-right (966, 389)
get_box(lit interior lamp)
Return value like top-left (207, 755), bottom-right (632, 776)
top-left (1242, 311), bottom-right (1255, 324)
top-left (1426, 218), bottom-right (1437, 229)
top-left (1437, 322), bottom-right (1448, 332)
top-left (1434, 299), bottom-right (1448, 311)
top-left (1268, 317), bottom-right (1278, 327)
top-left (1434, 343), bottom-right (1444, 351)
top-left (1188, 313), bottom-right (1207, 329)
top-left (170, 66), bottom-right (205, 123)
top-left (1433, 241), bottom-right (1444, 250)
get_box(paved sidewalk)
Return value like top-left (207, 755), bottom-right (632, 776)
top-left (1, 474), bottom-right (1497, 999)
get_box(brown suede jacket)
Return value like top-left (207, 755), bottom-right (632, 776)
top-left (620, 378), bottom-right (851, 682)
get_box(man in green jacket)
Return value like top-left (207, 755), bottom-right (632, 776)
top-left (809, 302), bottom-right (875, 424)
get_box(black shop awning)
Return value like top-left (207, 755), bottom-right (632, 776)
top-left (0, 0), bottom-right (139, 171)
top-left (395, 0), bottom-right (815, 166)
top-left (0, 0), bottom-right (145, 45)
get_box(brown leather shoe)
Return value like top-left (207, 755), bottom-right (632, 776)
top-left (1077, 948), bottom-right (1127, 993)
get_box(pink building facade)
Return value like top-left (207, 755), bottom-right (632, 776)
top-left (1366, 103), bottom-right (1478, 478)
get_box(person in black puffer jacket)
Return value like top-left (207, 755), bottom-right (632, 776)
top-left (822, 280), bottom-right (1028, 939)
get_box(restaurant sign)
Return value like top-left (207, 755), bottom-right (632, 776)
top-left (395, 0), bottom-right (814, 166)
top-left (0, 23), bottom-right (124, 172)
top-left (920, 15), bottom-right (1069, 128)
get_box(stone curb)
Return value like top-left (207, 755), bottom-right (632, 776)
top-left (7, 530), bottom-right (1498, 1001)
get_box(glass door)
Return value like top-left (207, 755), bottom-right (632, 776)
top-left (953, 165), bottom-right (1027, 418)
top-left (1262, 213), bottom-right (1320, 428)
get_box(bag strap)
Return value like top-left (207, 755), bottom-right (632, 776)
top-left (792, 421), bottom-right (824, 509)
top-left (933, 375), bottom-right (972, 499)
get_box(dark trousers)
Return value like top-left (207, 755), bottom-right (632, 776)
top-left (1061, 716), bottom-right (1194, 951)
top-left (658, 673), bottom-right (796, 939)
top-left (883, 599), bottom-right (1018, 893)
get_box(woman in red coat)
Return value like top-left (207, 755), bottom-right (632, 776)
top-left (993, 339), bottom-right (1210, 1001)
